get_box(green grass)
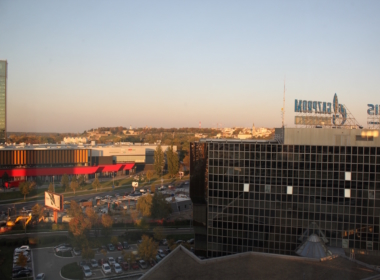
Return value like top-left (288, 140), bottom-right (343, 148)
top-left (61, 262), bottom-right (83, 280)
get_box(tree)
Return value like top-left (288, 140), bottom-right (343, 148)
top-left (150, 191), bottom-right (172, 219)
top-left (146, 170), bottom-right (154, 183)
top-left (138, 235), bottom-right (158, 261)
top-left (183, 154), bottom-right (190, 171)
top-left (111, 236), bottom-right (118, 245)
top-left (92, 177), bottom-right (101, 192)
top-left (167, 145), bottom-right (179, 177)
top-left (19, 181), bottom-right (35, 200)
top-left (85, 207), bottom-right (100, 237)
top-left (154, 145), bottom-right (165, 175)
top-left (101, 214), bottom-right (113, 237)
top-left (70, 176), bottom-right (79, 195)
top-left (1, 172), bottom-right (9, 187)
top-left (82, 245), bottom-right (95, 261)
top-left (78, 175), bottom-right (85, 187)
top-left (15, 252), bottom-right (28, 267)
top-left (136, 194), bottom-right (152, 217)
top-left (69, 213), bottom-right (91, 237)
top-left (153, 227), bottom-right (165, 241)
top-left (67, 201), bottom-right (83, 218)
top-left (48, 183), bottom-right (54, 193)
top-left (32, 203), bottom-right (44, 222)
top-left (151, 184), bottom-right (156, 193)
top-left (61, 174), bottom-right (69, 191)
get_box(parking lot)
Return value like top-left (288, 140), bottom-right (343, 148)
top-left (32, 244), bottom-right (149, 280)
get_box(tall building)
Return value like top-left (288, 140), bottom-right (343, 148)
top-left (190, 128), bottom-right (380, 258)
top-left (0, 60), bottom-right (7, 142)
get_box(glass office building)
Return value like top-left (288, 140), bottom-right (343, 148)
top-left (190, 128), bottom-right (380, 258)
top-left (0, 60), bottom-right (7, 142)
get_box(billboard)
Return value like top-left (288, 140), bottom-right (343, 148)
top-left (45, 192), bottom-right (63, 211)
top-left (132, 182), bottom-right (138, 187)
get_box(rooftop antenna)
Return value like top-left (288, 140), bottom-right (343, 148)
top-left (282, 77), bottom-right (286, 128)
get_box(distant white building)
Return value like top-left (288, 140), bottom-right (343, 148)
top-left (63, 137), bottom-right (88, 144)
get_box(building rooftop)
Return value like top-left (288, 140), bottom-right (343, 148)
top-left (140, 245), bottom-right (380, 280)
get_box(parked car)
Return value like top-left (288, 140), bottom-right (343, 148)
top-left (108, 256), bottom-right (116, 266)
top-left (187, 238), bottom-right (194, 244)
top-left (158, 252), bottom-right (166, 259)
top-left (138, 240), bottom-right (142, 244)
top-left (55, 246), bottom-right (72, 253)
top-left (35, 273), bottom-right (46, 280)
top-left (131, 262), bottom-right (139, 270)
top-left (157, 249), bottom-right (165, 255)
top-left (98, 258), bottom-right (106, 266)
top-left (100, 245), bottom-right (107, 251)
top-left (12, 266), bottom-right (31, 274)
top-left (107, 243), bottom-right (115, 251)
top-left (14, 246), bottom-right (30, 254)
top-left (149, 259), bottom-right (156, 267)
top-left (79, 261), bottom-right (88, 268)
top-left (123, 241), bottom-right (130, 249)
top-left (116, 256), bottom-right (124, 264)
top-left (13, 270), bottom-right (32, 278)
top-left (54, 243), bottom-right (71, 249)
top-left (73, 248), bottom-right (81, 256)
top-left (160, 239), bottom-right (167, 245)
top-left (138, 260), bottom-right (148, 269)
top-left (164, 248), bottom-right (171, 254)
top-left (82, 265), bottom-right (92, 278)
top-left (116, 242), bottom-right (123, 250)
top-left (90, 259), bottom-right (98, 268)
top-left (155, 254), bottom-right (162, 263)
top-left (114, 263), bottom-right (122, 274)
top-left (14, 251), bottom-right (29, 257)
top-left (12, 267), bottom-right (33, 275)
top-left (175, 240), bottom-right (184, 244)
top-left (102, 263), bottom-right (112, 274)
top-left (121, 262), bottom-right (129, 271)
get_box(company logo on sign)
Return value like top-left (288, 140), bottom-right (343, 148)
top-left (367, 104), bottom-right (380, 115)
top-left (294, 93), bottom-right (347, 126)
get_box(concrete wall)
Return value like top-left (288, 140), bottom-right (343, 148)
top-left (283, 128), bottom-right (380, 146)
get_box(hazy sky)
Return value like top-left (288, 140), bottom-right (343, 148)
top-left (1, 0), bottom-right (379, 132)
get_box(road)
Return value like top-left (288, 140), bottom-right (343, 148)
top-left (0, 180), bottom-right (189, 214)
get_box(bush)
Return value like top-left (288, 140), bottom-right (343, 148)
top-left (61, 262), bottom-right (83, 279)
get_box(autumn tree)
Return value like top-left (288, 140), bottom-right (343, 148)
top-left (136, 194), bottom-right (152, 217)
top-left (151, 184), bottom-right (156, 193)
top-left (70, 176), bottom-right (79, 195)
top-left (48, 183), bottom-right (54, 193)
top-left (111, 236), bottom-right (118, 245)
top-left (19, 181), bottom-right (35, 200)
top-left (92, 177), bottom-right (101, 192)
top-left (182, 154), bottom-right (190, 171)
top-left (82, 245), bottom-right (95, 261)
top-left (150, 191), bottom-right (172, 219)
top-left (32, 203), bottom-right (44, 222)
top-left (146, 170), bottom-right (154, 183)
top-left (101, 214), bottom-right (113, 237)
top-left (138, 235), bottom-right (158, 261)
top-left (154, 145), bottom-right (165, 175)
top-left (15, 252), bottom-right (28, 267)
top-left (61, 174), bottom-right (69, 191)
top-left (167, 145), bottom-right (179, 177)
top-left (153, 227), bottom-right (165, 241)
top-left (67, 201), bottom-right (83, 218)
top-left (69, 213), bottom-right (91, 237)
top-left (85, 207), bottom-right (100, 237)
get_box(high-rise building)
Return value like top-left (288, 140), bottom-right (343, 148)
top-left (0, 60), bottom-right (7, 142)
top-left (190, 128), bottom-right (380, 258)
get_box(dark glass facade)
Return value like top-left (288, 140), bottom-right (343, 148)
top-left (0, 60), bottom-right (7, 142)
top-left (190, 139), bottom-right (380, 258)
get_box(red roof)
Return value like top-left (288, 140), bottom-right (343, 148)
top-left (0, 163), bottom-right (135, 177)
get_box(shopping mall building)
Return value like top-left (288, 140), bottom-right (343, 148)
top-left (0, 143), bottom-right (175, 183)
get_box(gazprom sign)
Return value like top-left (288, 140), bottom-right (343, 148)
top-left (294, 93), bottom-right (347, 126)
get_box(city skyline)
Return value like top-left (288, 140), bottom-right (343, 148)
top-left (1, 1), bottom-right (380, 132)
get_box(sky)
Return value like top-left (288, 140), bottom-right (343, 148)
top-left (0, 0), bottom-right (380, 132)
